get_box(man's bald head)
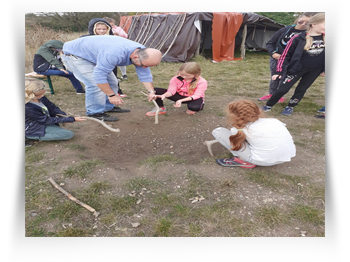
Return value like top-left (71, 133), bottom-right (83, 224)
top-left (131, 48), bottom-right (162, 68)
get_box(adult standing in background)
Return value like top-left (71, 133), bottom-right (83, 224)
top-left (61, 35), bottom-right (162, 121)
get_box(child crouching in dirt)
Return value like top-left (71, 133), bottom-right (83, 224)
top-left (25, 77), bottom-right (86, 142)
top-left (212, 100), bottom-right (296, 168)
top-left (146, 62), bottom-right (207, 116)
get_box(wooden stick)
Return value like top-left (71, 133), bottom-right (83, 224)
top-left (203, 139), bottom-right (218, 156)
top-left (48, 177), bottom-right (100, 217)
top-left (142, 91), bottom-right (159, 124)
top-left (57, 114), bottom-right (120, 133)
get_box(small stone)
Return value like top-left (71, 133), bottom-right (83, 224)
top-left (131, 222), bottom-right (140, 228)
top-left (60, 183), bottom-right (65, 186)
top-left (136, 199), bottom-right (142, 205)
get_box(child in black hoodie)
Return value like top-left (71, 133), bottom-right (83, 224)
top-left (81, 18), bottom-right (129, 101)
top-left (262, 13), bottom-right (325, 116)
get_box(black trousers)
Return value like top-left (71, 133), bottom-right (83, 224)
top-left (266, 67), bottom-right (324, 107)
top-left (154, 87), bottom-right (204, 111)
top-left (112, 67), bottom-right (123, 95)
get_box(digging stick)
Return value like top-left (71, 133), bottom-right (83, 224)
top-left (57, 114), bottom-right (120, 132)
top-left (142, 91), bottom-right (159, 124)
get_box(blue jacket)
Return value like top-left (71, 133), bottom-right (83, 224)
top-left (63, 35), bottom-right (153, 84)
top-left (25, 96), bottom-right (75, 137)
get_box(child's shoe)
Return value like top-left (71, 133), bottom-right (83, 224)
top-left (261, 105), bottom-right (272, 112)
top-left (186, 109), bottom-right (196, 115)
top-left (216, 157), bottom-right (256, 168)
top-left (258, 94), bottom-right (272, 101)
top-left (146, 107), bottom-right (166, 116)
top-left (278, 97), bottom-right (285, 103)
top-left (281, 106), bottom-right (294, 116)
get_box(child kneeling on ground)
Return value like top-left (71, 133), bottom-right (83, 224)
top-left (212, 100), bottom-right (296, 168)
top-left (25, 77), bottom-right (86, 142)
top-left (146, 62), bottom-right (207, 116)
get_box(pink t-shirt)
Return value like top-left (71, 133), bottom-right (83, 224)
top-left (112, 26), bottom-right (128, 38)
top-left (167, 76), bottom-right (207, 100)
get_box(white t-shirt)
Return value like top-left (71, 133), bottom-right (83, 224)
top-left (231, 118), bottom-right (296, 163)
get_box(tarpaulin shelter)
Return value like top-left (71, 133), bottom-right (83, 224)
top-left (235, 13), bottom-right (286, 58)
top-left (119, 12), bottom-right (284, 63)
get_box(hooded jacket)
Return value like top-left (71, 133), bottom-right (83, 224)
top-left (275, 31), bottom-right (325, 76)
top-left (33, 40), bottom-right (65, 72)
top-left (266, 25), bottom-right (300, 57)
top-left (25, 96), bottom-right (75, 137)
top-left (81, 18), bottom-right (114, 37)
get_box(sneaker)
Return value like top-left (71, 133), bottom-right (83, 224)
top-left (122, 75), bottom-right (128, 80)
top-left (146, 107), bottom-right (166, 116)
top-left (107, 106), bottom-right (130, 113)
top-left (281, 106), bottom-right (294, 116)
top-left (315, 114), bottom-right (325, 119)
top-left (278, 97), bottom-right (285, 103)
top-left (317, 106), bottom-right (325, 113)
top-left (258, 94), bottom-right (272, 101)
top-left (25, 137), bottom-right (33, 147)
top-left (88, 113), bottom-right (119, 121)
top-left (216, 157), bottom-right (256, 168)
top-left (119, 93), bottom-right (127, 98)
top-left (261, 105), bottom-right (272, 112)
top-left (76, 89), bottom-right (85, 94)
top-left (186, 109), bottom-right (196, 115)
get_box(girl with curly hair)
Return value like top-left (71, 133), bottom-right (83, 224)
top-left (212, 100), bottom-right (296, 168)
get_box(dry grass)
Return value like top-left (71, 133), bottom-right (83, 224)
top-left (25, 24), bottom-right (83, 73)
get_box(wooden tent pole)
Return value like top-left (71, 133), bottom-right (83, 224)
top-left (240, 24), bottom-right (247, 60)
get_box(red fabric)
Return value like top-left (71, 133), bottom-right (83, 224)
top-left (212, 12), bottom-right (243, 62)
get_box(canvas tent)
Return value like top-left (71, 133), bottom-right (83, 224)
top-left (235, 13), bottom-right (287, 58)
top-left (119, 12), bottom-right (285, 63)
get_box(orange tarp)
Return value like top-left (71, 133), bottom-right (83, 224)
top-left (212, 12), bottom-right (243, 62)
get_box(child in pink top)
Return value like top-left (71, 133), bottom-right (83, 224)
top-left (103, 16), bottom-right (128, 38)
top-left (146, 62), bottom-right (207, 116)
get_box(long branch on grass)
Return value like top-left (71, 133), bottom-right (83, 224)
top-left (141, 91), bottom-right (159, 124)
top-left (48, 177), bottom-right (100, 217)
top-left (57, 114), bottom-right (120, 132)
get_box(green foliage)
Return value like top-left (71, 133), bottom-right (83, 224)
top-left (255, 12), bottom-right (301, 26)
top-left (25, 12), bottom-right (129, 32)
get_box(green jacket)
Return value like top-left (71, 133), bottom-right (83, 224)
top-left (34, 40), bottom-right (64, 70)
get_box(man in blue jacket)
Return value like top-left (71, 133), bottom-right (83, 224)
top-left (61, 35), bottom-right (162, 121)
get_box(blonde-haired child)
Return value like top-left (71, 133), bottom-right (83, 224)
top-left (146, 62), bottom-right (207, 116)
top-left (81, 18), bottom-right (129, 101)
top-left (103, 16), bottom-right (129, 81)
top-left (25, 78), bottom-right (86, 142)
top-left (262, 13), bottom-right (325, 116)
top-left (212, 100), bottom-right (296, 168)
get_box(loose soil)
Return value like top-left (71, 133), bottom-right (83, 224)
top-left (27, 93), bottom-right (325, 237)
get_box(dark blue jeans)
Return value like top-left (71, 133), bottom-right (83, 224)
top-left (36, 68), bottom-right (84, 91)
